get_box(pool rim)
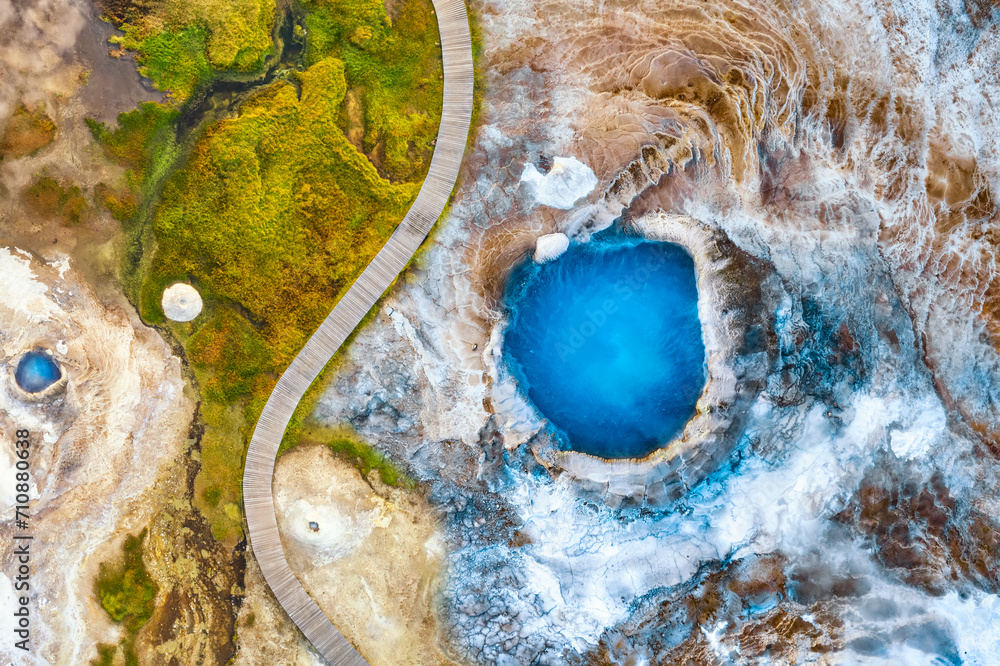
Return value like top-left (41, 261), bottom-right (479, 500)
top-left (490, 213), bottom-right (777, 508)
top-left (500, 235), bottom-right (710, 459)
top-left (9, 347), bottom-right (68, 401)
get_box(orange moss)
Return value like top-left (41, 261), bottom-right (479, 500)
top-left (1, 104), bottom-right (56, 159)
top-left (96, 183), bottom-right (139, 220)
top-left (22, 176), bottom-right (88, 225)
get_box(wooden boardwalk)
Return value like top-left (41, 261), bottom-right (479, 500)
top-left (242, 1), bottom-right (474, 663)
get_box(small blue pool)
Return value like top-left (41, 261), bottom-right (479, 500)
top-left (503, 238), bottom-right (706, 459)
top-left (15, 351), bottom-right (61, 393)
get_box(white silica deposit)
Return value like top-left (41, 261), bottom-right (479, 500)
top-left (283, 498), bottom-right (371, 565)
top-left (161, 283), bottom-right (203, 322)
top-left (521, 156), bottom-right (598, 209)
top-left (533, 233), bottom-right (570, 263)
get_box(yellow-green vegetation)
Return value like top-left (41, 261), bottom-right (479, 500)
top-left (109, 0), bottom-right (275, 100)
top-left (145, 58), bottom-right (416, 355)
top-left (467, 2), bottom-right (486, 148)
top-left (193, 399), bottom-right (248, 541)
top-left (0, 104), bottom-right (56, 159)
top-left (93, 530), bottom-right (158, 666)
top-left (155, 0), bottom-right (274, 70)
top-left (86, 103), bottom-right (180, 196)
top-left (303, 0), bottom-right (443, 180)
top-left (114, 26), bottom-right (213, 102)
top-left (95, 183), bottom-right (139, 221)
top-left (91, 643), bottom-right (117, 666)
top-left (88, 0), bottom-right (443, 543)
top-left (141, 56), bottom-right (423, 541)
top-left (22, 176), bottom-right (88, 225)
top-left (287, 423), bottom-right (416, 489)
top-left (87, 103), bottom-right (182, 301)
top-left (188, 307), bottom-right (274, 403)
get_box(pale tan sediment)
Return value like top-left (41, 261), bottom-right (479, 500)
top-left (241, 0), bottom-right (474, 663)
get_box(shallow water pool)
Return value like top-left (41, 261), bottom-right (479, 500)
top-left (15, 350), bottom-right (62, 394)
top-left (503, 239), bottom-right (706, 458)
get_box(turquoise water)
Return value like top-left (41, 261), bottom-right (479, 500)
top-left (15, 351), bottom-right (61, 393)
top-left (503, 239), bottom-right (706, 458)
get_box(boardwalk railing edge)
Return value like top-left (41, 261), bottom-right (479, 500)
top-left (242, 0), bottom-right (474, 662)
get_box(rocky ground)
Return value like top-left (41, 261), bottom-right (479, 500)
top-left (0, 248), bottom-right (192, 662)
top-left (300, 0), bottom-right (1000, 662)
top-left (273, 445), bottom-right (456, 666)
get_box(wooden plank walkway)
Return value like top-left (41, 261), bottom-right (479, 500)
top-left (242, 1), bottom-right (474, 663)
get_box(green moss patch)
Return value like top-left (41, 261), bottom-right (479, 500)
top-left (95, 183), bottom-right (139, 221)
top-left (86, 102), bottom-right (180, 195)
top-left (147, 57), bottom-right (416, 357)
top-left (303, 0), bottom-right (443, 181)
top-left (114, 25), bottom-right (213, 102)
top-left (93, 530), bottom-right (158, 666)
top-left (193, 400), bottom-right (249, 542)
top-left (142, 54), bottom-right (424, 539)
top-left (90, 643), bottom-right (118, 666)
top-left (90, 0), bottom-right (443, 545)
top-left (289, 424), bottom-right (416, 489)
top-left (108, 0), bottom-right (276, 100)
top-left (188, 307), bottom-right (275, 403)
top-left (139, 54), bottom-right (420, 539)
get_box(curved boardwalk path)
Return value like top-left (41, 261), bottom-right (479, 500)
top-left (242, 1), bottom-right (474, 663)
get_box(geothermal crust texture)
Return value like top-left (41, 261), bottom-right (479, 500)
top-left (302, 0), bottom-right (1000, 662)
top-left (0, 248), bottom-right (190, 663)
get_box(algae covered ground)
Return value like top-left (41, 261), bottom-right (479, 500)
top-left (91, 531), bottom-right (158, 666)
top-left (0, 104), bottom-right (57, 159)
top-left (91, 0), bottom-right (444, 545)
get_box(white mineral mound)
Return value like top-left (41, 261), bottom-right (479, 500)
top-left (161, 283), bottom-right (203, 322)
top-left (521, 156), bottom-right (598, 209)
top-left (283, 498), bottom-right (371, 564)
top-left (533, 232), bottom-right (570, 263)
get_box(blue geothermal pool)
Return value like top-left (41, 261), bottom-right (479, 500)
top-left (503, 239), bottom-right (707, 458)
top-left (15, 350), bottom-right (61, 393)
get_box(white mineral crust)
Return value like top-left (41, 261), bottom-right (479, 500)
top-left (533, 233), bottom-right (570, 263)
top-left (161, 283), bottom-right (203, 321)
top-left (521, 156), bottom-right (598, 209)
top-left (0, 248), bottom-right (191, 663)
